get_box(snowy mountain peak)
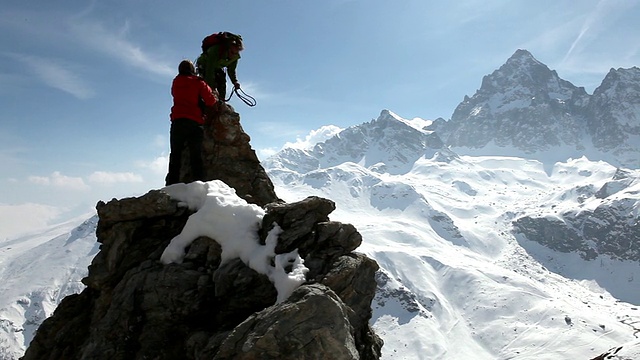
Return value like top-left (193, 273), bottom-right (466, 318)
top-left (603, 66), bottom-right (640, 85)
top-left (446, 49), bottom-right (587, 152)
top-left (441, 50), bottom-right (638, 168)
top-left (588, 66), bottom-right (640, 159)
top-left (379, 109), bottom-right (433, 134)
top-left (478, 49), bottom-right (580, 101)
top-left (593, 66), bottom-right (640, 108)
top-left (505, 48), bottom-right (544, 69)
top-left (265, 110), bottom-right (443, 175)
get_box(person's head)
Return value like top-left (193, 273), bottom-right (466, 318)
top-left (228, 36), bottom-right (243, 56)
top-left (178, 59), bottom-right (196, 76)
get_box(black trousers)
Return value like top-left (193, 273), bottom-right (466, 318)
top-left (166, 118), bottom-right (204, 186)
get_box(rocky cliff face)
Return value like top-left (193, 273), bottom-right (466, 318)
top-left (178, 105), bottom-right (279, 207)
top-left (447, 49), bottom-right (590, 151)
top-left (513, 168), bottom-right (640, 261)
top-left (587, 67), bottom-right (640, 166)
top-left (441, 50), bottom-right (640, 168)
top-left (21, 104), bottom-right (383, 360)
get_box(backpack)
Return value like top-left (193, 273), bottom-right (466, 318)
top-left (201, 32), bottom-right (243, 53)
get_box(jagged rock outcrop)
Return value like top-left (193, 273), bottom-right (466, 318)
top-left (179, 104), bottom-right (279, 207)
top-left (21, 104), bottom-right (383, 360)
top-left (446, 49), bottom-right (590, 151)
top-left (512, 168), bottom-right (640, 261)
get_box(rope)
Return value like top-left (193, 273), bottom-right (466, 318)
top-left (226, 87), bottom-right (257, 107)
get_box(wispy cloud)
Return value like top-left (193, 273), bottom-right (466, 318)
top-left (88, 171), bottom-right (143, 184)
top-left (561, 0), bottom-right (606, 63)
top-left (14, 54), bottom-right (96, 99)
top-left (28, 171), bottom-right (90, 191)
top-left (561, 0), bottom-right (637, 65)
top-left (69, 20), bottom-right (174, 78)
top-left (1, 7), bottom-right (174, 80)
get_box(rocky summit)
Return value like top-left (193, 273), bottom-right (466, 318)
top-left (433, 49), bottom-right (640, 168)
top-left (21, 104), bottom-right (383, 360)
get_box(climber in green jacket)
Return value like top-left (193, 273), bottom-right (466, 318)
top-left (196, 32), bottom-right (243, 101)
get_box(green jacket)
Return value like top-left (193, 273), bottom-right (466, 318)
top-left (196, 44), bottom-right (240, 89)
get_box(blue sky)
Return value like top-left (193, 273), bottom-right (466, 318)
top-left (1, 0), bottom-right (639, 230)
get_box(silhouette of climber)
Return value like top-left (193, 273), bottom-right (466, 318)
top-left (165, 60), bottom-right (218, 186)
top-left (196, 32), bottom-right (243, 101)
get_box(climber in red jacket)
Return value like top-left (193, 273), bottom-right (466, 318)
top-left (165, 59), bottom-right (218, 186)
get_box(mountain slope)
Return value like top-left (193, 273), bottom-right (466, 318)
top-left (588, 66), bottom-right (640, 166)
top-left (0, 214), bottom-right (98, 360)
top-left (265, 111), bottom-right (640, 359)
top-left (264, 110), bottom-right (442, 175)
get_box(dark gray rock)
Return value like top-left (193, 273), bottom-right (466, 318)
top-left (22, 108), bottom-right (382, 360)
top-left (178, 103), bottom-right (280, 207)
top-left (211, 284), bottom-right (359, 360)
top-left (587, 67), bottom-right (640, 153)
top-left (447, 49), bottom-right (590, 152)
top-left (513, 170), bottom-right (640, 261)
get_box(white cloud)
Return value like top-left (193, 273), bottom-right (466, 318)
top-left (1, 7), bottom-right (173, 81)
top-left (28, 171), bottom-right (90, 191)
top-left (284, 125), bottom-right (343, 150)
top-left (27, 175), bottom-right (49, 186)
top-left (16, 54), bottom-right (95, 99)
top-left (88, 171), bottom-right (144, 184)
top-left (257, 147), bottom-right (279, 160)
top-left (136, 155), bottom-right (169, 175)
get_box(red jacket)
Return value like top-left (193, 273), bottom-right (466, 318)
top-left (170, 75), bottom-right (217, 125)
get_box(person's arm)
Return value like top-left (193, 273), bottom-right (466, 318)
top-left (200, 80), bottom-right (217, 107)
top-left (227, 59), bottom-right (240, 89)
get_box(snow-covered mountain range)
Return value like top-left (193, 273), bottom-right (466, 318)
top-left (435, 49), bottom-right (640, 169)
top-left (264, 108), bottom-right (640, 359)
top-left (2, 49), bottom-right (640, 359)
